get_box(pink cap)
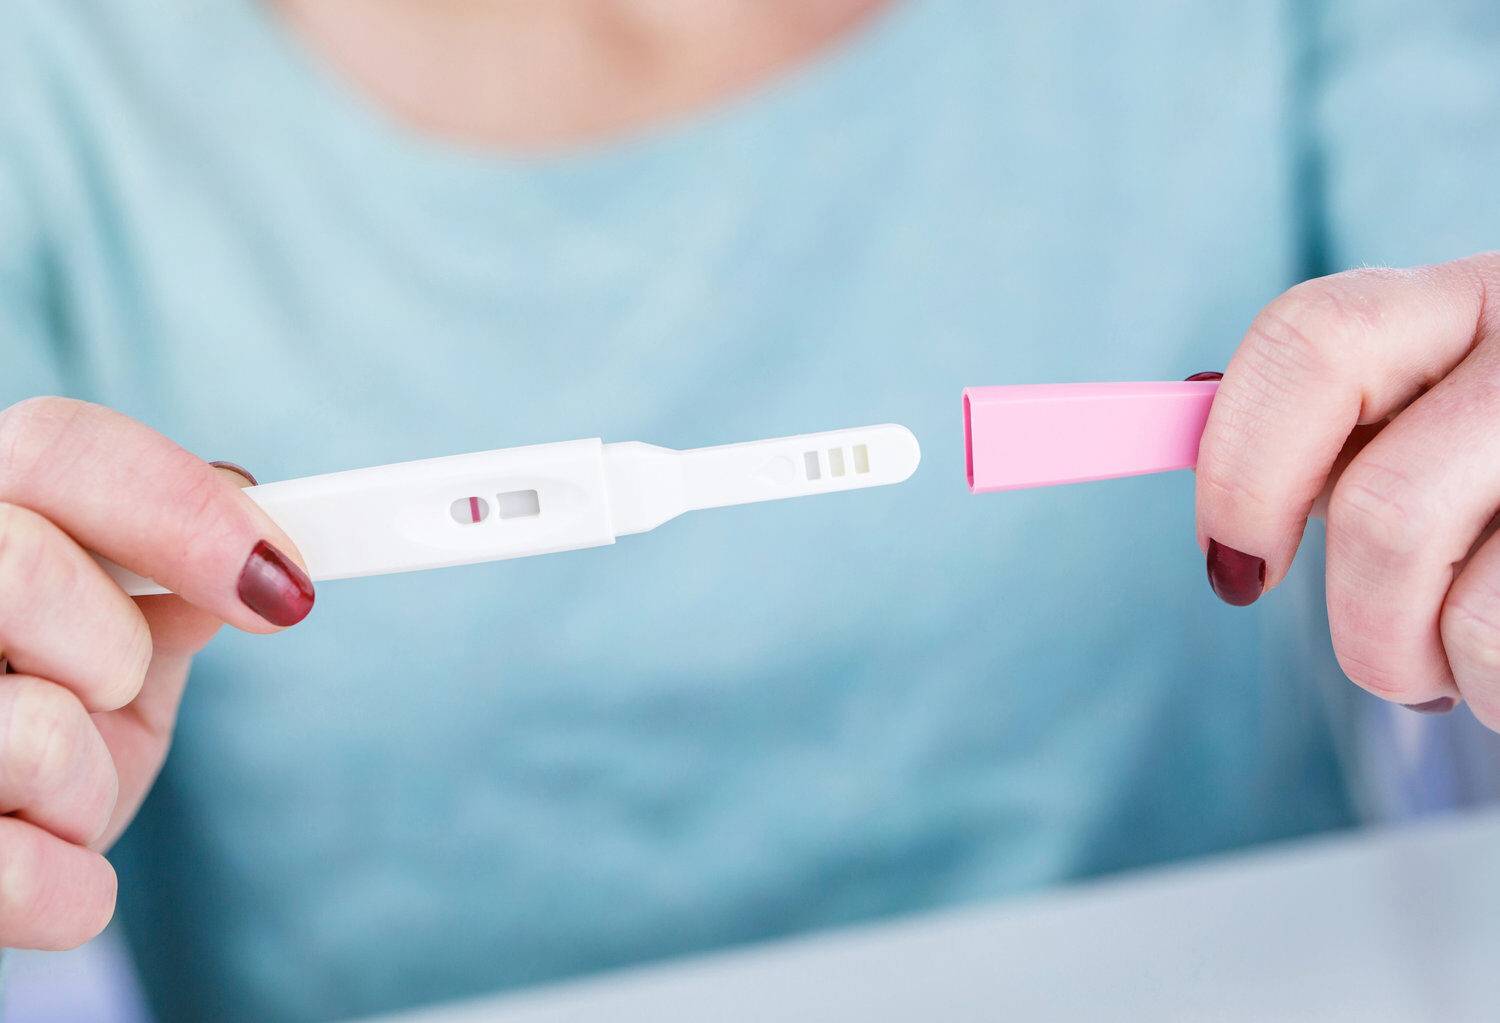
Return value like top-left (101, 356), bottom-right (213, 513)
top-left (963, 380), bottom-right (1220, 493)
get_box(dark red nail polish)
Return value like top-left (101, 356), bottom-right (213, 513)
top-left (1403, 697), bottom-right (1456, 714)
top-left (1206, 539), bottom-right (1266, 606)
top-left (210, 460), bottom-right (259, 486)
top-left (237, 540), bottom-right (315, 626)
top-left (1185, 371), bottom-right (1224, 381)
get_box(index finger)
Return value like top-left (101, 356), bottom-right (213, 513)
top-left (0, 398), bottom-right (314, 631)
top-left (1194, 257), bottom-right (1497, 604)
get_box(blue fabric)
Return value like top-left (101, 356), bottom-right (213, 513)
top-left (3, 1), bottom-right (1498, 1019)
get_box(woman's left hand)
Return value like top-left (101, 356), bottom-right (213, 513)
top-left (1195, 252), bottom-right (1500, 728)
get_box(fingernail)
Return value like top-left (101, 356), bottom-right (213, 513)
top-left (209, 460), bottom-right (259, 486)
top-left (1206, 539), bottom-right (1266, 606)
top-left (1403, 697), bottom-right (1456, 715)
top-left (237, 540), bottom-right (315, 626)
top-left (1185, 371), bottom-right (1224, 381)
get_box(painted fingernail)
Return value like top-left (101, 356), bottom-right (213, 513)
top-left (1185, 371), bottom-right (1224, 381)
top-left (209, 460), bottom-right (259, 486)
top-left (1403, 697), bottom-right (1456, 715)
top-left (1206, 539), bottom-right (1266, 606)
top-left (237, 540), bottom-right (315, 626)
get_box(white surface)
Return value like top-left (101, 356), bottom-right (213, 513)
top-left (373, 809), bottom-right (1500, 1023)
top-left (3, 926), bottom-right (150, 1023)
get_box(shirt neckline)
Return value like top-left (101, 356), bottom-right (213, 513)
top-left (232, 0), bottom-right (938, 180)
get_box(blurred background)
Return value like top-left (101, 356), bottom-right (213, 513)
top-left (5, 1), bottom-right (1500, 1020)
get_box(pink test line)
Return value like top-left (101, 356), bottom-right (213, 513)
top-left (469, 496), bottom-right (482, 523)
top-left (963, 380), bottom-right (1221, 493)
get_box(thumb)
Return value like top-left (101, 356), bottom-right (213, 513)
top-left (0, 399), bottom-right (314, 632)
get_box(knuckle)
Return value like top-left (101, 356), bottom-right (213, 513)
top-left (171, 460), bottom-right (227, 529)
top-left (1327, 460), bottom-right (1434, 560)
top-left (0, 502), bottom-right (148, 711)
top-left (163, 456), bottom-right (255, 576)
top-left (1246, 283), bottom-right (1357, 371)
top-left (1211, 283), bottom-right (1373, 449)
top-left (164, 451), bottom-right (238, 538)
top-left (0, 502), bottom-right (52, 596)
top-left (1232, 316), bottom-right (1327, 412)
top-left (0, 398), bottom-right (60, 467)
top-left (1236, 273), bottom-right (1393, 389)
top-left (4, 679), bottom-right (86, 795)
top-left (0, 396), bottom-right (93, 491)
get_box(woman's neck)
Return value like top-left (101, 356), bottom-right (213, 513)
top-left (271, 0), bottom-right (886, 151)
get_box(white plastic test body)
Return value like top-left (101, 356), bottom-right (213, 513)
top-left (102, 425), bottom-right (921, 596)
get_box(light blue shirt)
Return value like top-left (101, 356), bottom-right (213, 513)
top-left (4, 1), bottom-right (1499, 1019)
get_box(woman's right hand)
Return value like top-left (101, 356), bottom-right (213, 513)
top-left (0, 397), bottom-right (314, 950)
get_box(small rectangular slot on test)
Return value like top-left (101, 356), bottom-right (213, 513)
top-left (853, 444), bottom-right (870, 474)
top-left (803, 451), bottom-right (821, 480)
top-left (496, 489), bottom-right (541, 519)
top-left (828, 448), bottom-right (846, 477)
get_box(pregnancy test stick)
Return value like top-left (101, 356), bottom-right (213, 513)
top-left (101, 424), bottom-right (921, 596)
top-left (962, 380), bottom-right (1219, 492)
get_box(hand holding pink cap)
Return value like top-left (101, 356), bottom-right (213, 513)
top-left (963, 379), bottom-right (1221, 493)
